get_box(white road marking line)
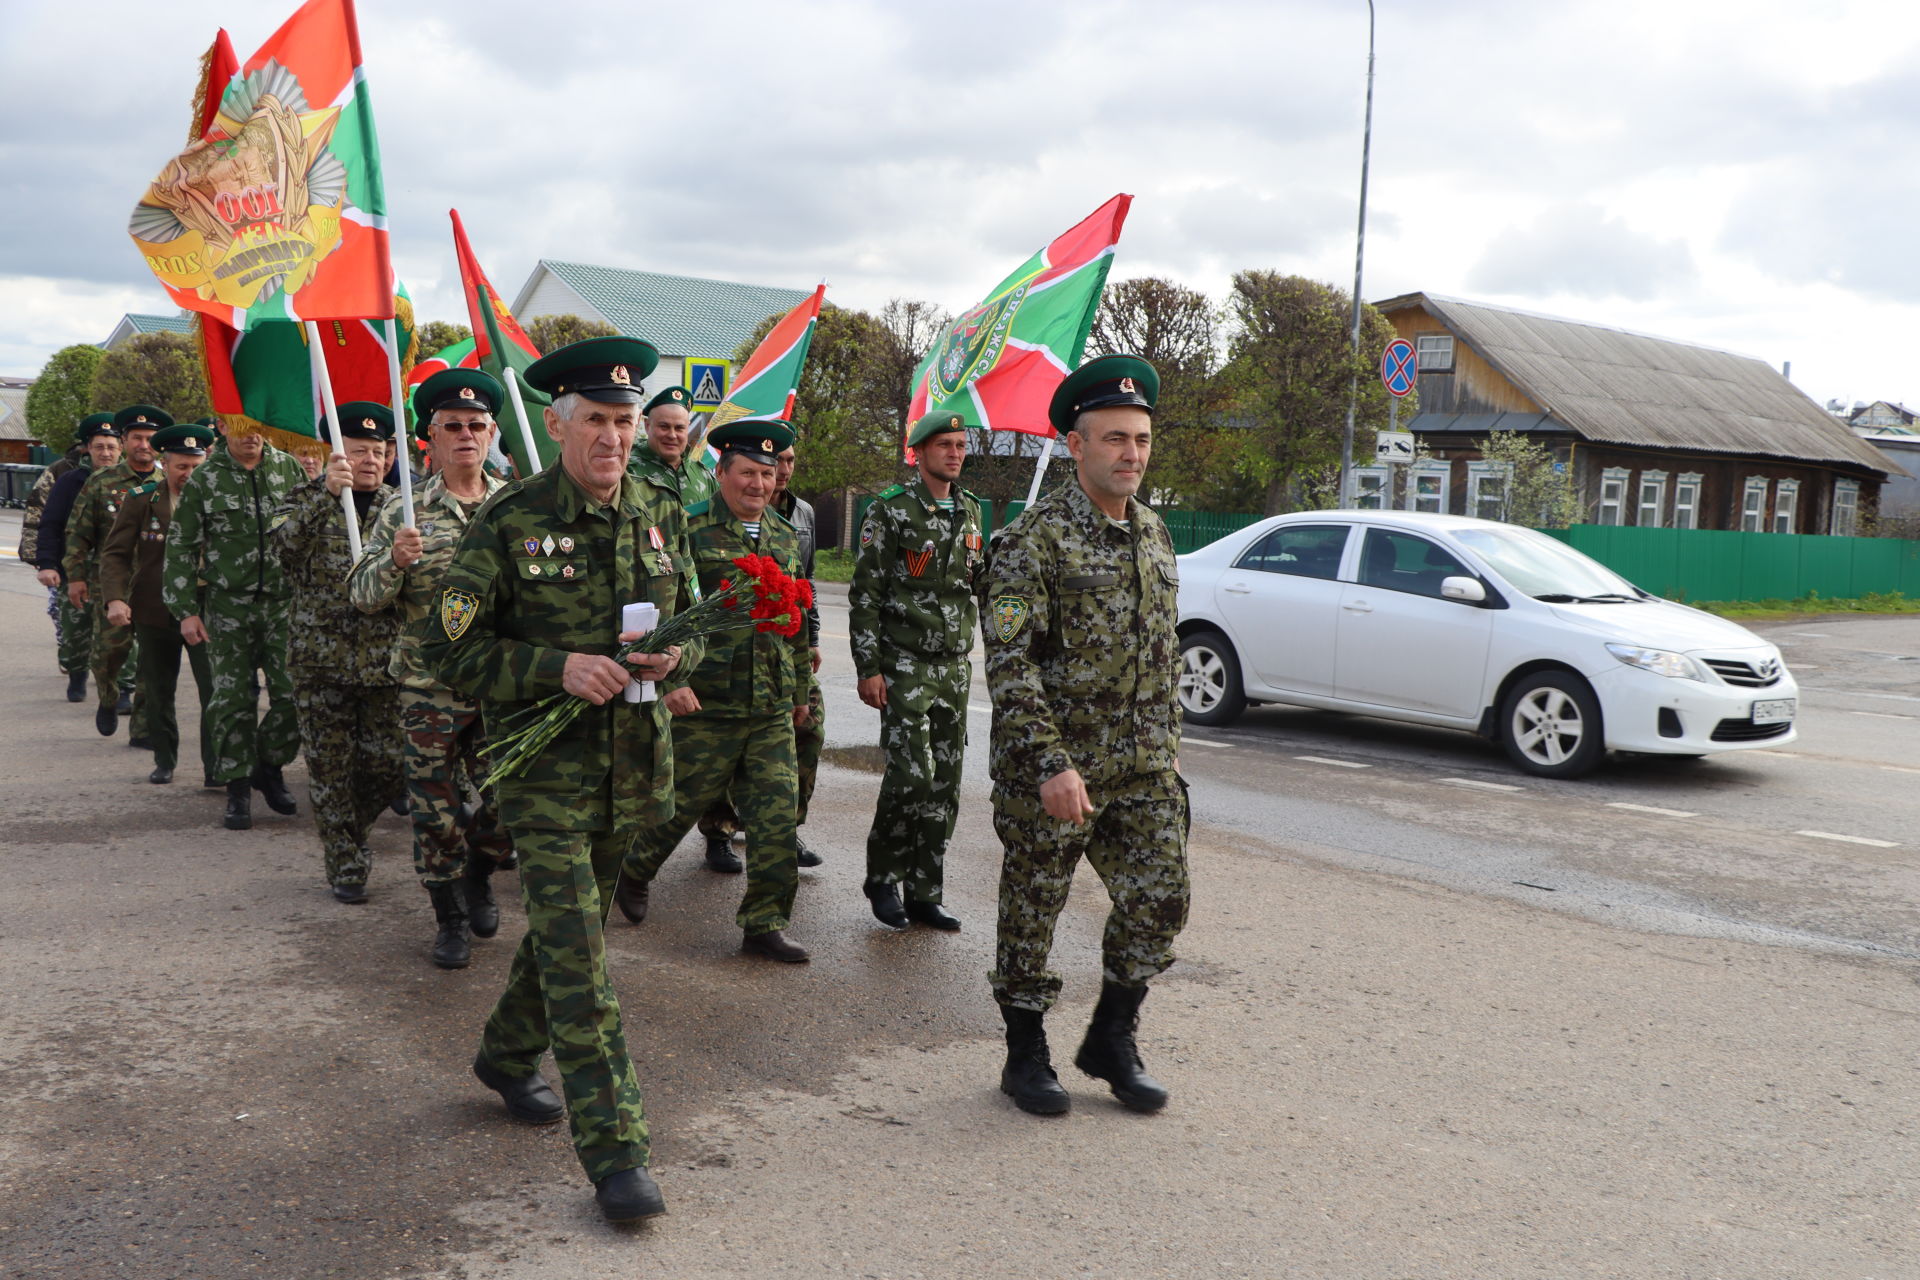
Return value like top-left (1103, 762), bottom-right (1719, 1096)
top-left (1440, 777), bottom-right (1523, 792)
top-left (1607, 802), bottom-right (1698, 818)
top-left (1747, 750), bottom-right (1799, 758)
top-left (1796, 830), bottom-right (1899, 849)
top-left (1880, 765), bottom-right (1920, 776)
top-left (1295, 755), bottom-right (1369, 768)
top-left (1183, 737), bottom-right (1230, 748)
top-left (1849, 710), bottom-right (1911, 720)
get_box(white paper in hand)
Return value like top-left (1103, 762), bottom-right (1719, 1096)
top-left (621, 602), bottom-right (659, 702)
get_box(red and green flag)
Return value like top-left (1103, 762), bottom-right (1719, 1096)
top-left (907, 193), bottom-right (1132, 436)
top-left (130, 0), bottom-right (392, 330)
top-left (450, 208), bottom-right (551, 473)
top-left (407, 336), bottom-right (479, 392)
top-left (706, 283), bottom-right (826, 432)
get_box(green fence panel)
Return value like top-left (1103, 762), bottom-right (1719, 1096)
top-left (1157, 509), bottom-right (1264, 555)
top-left (1797, 535), bottom-right (1855, 601)
top-left (1737, 533), bottom-right (1802, 602)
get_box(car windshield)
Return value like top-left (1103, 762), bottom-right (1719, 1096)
top-left (1451, 527), bottom-right (1643, 600)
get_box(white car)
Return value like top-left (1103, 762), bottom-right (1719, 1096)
top-left (1175, 511), bottom-right (1798, 778)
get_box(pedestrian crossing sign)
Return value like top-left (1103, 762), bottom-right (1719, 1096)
top-left (686, 358), bottom-right (729, 414)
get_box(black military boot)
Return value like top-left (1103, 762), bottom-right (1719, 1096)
top-left (223, 780), bottom-right (252, 830)
top-left (795, 834), bottom-right (823, 868)
top-left (703, 832), bottom-right (743, 873)
top-left (462, 858), bottom-right (500, 939)
top-left (251, 762), bottom-right (297, 815)
top-left (114, 687), bottom-right (133, 716)
top-left (999, 1005), bottom-right (1070, 1115)
top-left (65, 670), bottom-right (86, 703)
top-left (863, 880), bottom-right (909, 929)
top-left (1073, 980), bottom-right (1169, 1112)
top-left (593, 1166), bottom-right (666, 1222)
top-left (472, 1052), bottom-right (565, 1125)
top-left (94, 702), bottom-right (118, 736)
top-left (426, 883), bottom-right (471, 969)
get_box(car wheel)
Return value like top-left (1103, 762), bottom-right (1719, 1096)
top-left (1500, 670), bottom-right (1605, 779)
top-left (1179, 631), bottom-right (1245, 728)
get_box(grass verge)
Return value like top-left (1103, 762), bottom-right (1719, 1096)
top-left (813, 548), bottom-right (854, 584)
top-left (1695, 591), bottom-right (1920, 621)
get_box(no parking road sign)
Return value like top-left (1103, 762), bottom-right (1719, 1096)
top-left (1381, 339), bottom-right (1417, 397)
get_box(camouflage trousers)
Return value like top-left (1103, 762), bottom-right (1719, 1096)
top-left (135, 622), bottom-right (213, 775)
top-left (202, 593), bottom-right (300, 784)
top-left (400, 687), bottom-right (513, 885)
top-left (291, 677), bottom-right (403, 889)
top-left (57, 590), bottom-right (90, 677)
top-left (863, 660), bottom-right (969, 903)
top-left (44, 585), bottom-right (62, 656)
top-left (480, 820), bottom-right (649, 1181)
top-left (623, 712), bottom-right (799, 935)
top-left (89, 604), bottom-right (146, 736)
top-left (697, 681), bottom-right (823, 837)
top-left (988, 773), bottom-right (1191, 1013)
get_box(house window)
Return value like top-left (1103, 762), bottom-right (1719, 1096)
top-left (1597, 468), bottom-right (1630, 526)
top-left (1673, 473), bottom-right (1703, 530)
top-left (1832, 479), bottom-right (1860, 536)
top-left (1740, 477), bottom-right (1769, 532)
top-left (1467, 460), bottom-right (1510, 522)
top-left (1415, 333), bottom-right (1454, 373)
top-left (1353, 466), bottom-right (1388, 510)
top-left (1772, 479), bottom-right (1799, 533)
top-left (1636, 471), bottom-right (1668, 528)
top-left (1405, 461), bottom-right (1451, 514)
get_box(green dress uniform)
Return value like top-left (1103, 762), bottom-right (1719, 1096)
top-left (420, 337), bottom-right (704, 1191)
top-left (65, 456), bottom-right (161, 736)
top-left (849, 450), bottom-right (983, 908)
top-left (627, 439), bottom-right (717, 508)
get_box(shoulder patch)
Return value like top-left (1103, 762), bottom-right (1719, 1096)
top-left (128, 481), bottom-right (158, 498)
top-left (440, 588), bottom-right (479, 641)
top-left (990, 595), bottom-right (1030, 644)
top-left (763, 506), bottom-right (794, 529)
top-left (877, 484), bottom-right (906, 500)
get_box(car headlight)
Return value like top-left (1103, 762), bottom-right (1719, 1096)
top-left (1605, 643), bottom-right (1704, 681)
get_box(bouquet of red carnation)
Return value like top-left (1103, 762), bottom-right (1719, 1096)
top-left (487, 553), bottom-right (807, 781)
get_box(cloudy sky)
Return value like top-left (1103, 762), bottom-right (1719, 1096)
top-left (3, 0), bottom-right (1918, 414)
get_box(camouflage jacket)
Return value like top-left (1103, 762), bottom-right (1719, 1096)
top-left (849, 477), bottom-right (984, 680)
top-left (682, 499), bottom-right (813, 717)
top-left (30, 459), bottom-right (94, 574)
top-left (62, 460), bottom-right (160, 587)
top-left (981, 479), bottom-right (1181, 791)
top-left (419, 464), bottom-right (704, 834)
top-left (271, 479), bottom-right (400, 686)
top-left (99, 479), bottom-right (183, 628)
top-left (348, 470), bottom-right (507, 691)
top-left (162, 444), bottom-right (309, 614)
top-left (18, 450), bottom-right (82, 564)
top-left (628, 440), bottom-right (717, 508)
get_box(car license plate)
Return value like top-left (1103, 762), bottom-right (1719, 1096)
top-left (1751, 698), bottom-right (1795, 724)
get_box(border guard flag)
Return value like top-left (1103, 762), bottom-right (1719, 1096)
top-left (707, 283), bottom-right (827, 430)
top-left (450, 208), bottom-right (552, 473)
top-left (907, 194), bottom-right (1131, 436)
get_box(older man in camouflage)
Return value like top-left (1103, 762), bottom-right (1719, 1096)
top-left (32, 417), bottom-right (119, 703)
top-left (421, 336), bottom-right (699, 1225)
top-left (981, 354), bottom-right (1189, 1118)
top-left (849, 410), bottom-right (983, 931)
top-left (350, 370), bottom-right (513, 965)
top-left (627, 384), bottom-right (716, 507)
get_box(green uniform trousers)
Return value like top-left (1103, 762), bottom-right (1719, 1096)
top-left (291, 679), bottom-right (403, 889)
top-left (863, 661), bottom-right (969, 904)
top-left (135, 622), bottom-right (212, 775)
top-left (480, 823), bottom-right (649, 1182)
top-left (988, 777), bottom-right (1192, 1013)
top-left (697, 681), bottom-right (824, 836)
top-left (624, 712), bottom-right (799, 935)
top-left (89, 604), bottom-right (146, 736)
top-left (202, 592), bottom-right (299, 785)
top-left (57, 592), bottom-right (91, 677)
top-left (400, 687), bottom-right (513, 885)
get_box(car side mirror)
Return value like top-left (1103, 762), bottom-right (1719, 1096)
top-left (1440, 575), bottom-right (1486, 604)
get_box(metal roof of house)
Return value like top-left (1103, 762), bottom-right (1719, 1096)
top-left (515, 261), bottom-right (811, 360)
top-left (0, 385), bottom-right (34, 440)
top-left (1378, 292), bottom-right (1900, 476)
top-left (127, 313), bottom-right (194, 334)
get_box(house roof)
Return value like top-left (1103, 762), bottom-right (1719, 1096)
top-left (514, 261), bottom-right (811, 360)
top-left (1378, 292), bottom-right (1900, 476)
top-left (126, 313), bottom-right (194, 335)
top-left (0, 385), bottom-right (34, 441)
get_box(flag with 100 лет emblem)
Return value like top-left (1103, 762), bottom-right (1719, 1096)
top-left (130, 0), bottom-right (394, 330)
top-left (907, 194), bottom-right (1132, 438)
top-left (450, 207), bottom-right (553, 475)
top-left (706, 284), bottom-right (827, 433)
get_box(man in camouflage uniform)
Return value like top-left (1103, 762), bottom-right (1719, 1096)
top-left (350, 370), bottom-right (513, 965)
top-left (421, 337), bottom-right (700, 1225)
top-left (31, 418), bottom-right (118, 702)
top-left (99, 423), bottom-right (216, 785)
top-left (981, 355), bottom-right (1188, 1118)
top-left (627, 384), bottom-right (716, 507)
top-left (849, 411), bottom-right (983, 930)
top-left (273, 403), bottom-right (403, 903)
top-left (166, 420), bottom-right (309, 821)
top-left (613, 418), bottom-right (814, 963)
top-left (65, 405), bottom-right (169, 742)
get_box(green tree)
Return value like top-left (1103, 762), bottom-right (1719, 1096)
top-left (526, 313), bottom-right (615, 353)
top-left (414, 320), bottom-right (472, 355)
top-left (1476, 430), bottom-right (1581, 528)
top-left (25, 343), bottom-right (105, 453)
top-left (1222, 272), bottom-right (1408, 516)
top-left (89, 332), bottom-right (211, 421)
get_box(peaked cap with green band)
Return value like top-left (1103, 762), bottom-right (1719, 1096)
top-left (113, 404), bottom-right (174, 433)
top-left (1046, 353), bottom-right (1158, 434)
top-left (524, 335), bottom-right (660, 404)
top-left (152, 423), bottom-right (216, 455)
top-left (324, 400), bottom-right (395, 443)
top-left (707, 416), bottom-right (795, 465)
top-left (907, 409), bottom-right (968, 449)
top-left (644, 386), bottom-right (693, 415)
top-left (77, 413), bottom-right (119, 442)
top-left (413, 368), bottom-right (504, 430)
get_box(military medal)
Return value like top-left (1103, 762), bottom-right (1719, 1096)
top-left (647, 526), bottom-right (665, 550)
top-left (542, 535), bottom-right (556, 556)
top-left (562, 564), bottom-right (575, 579)
top-left (904, 540), bottom-right (935, 578)
top-left (559, 536), bottom-right (574, 553)
top-left (523, 538), bottom-right (540, 556)
top-left (528, 563), bottom-right (542, 576)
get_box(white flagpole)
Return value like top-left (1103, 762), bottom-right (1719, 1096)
top-left (1022, 434), bottom-right (1051, 506)
top-left (384, 317), bottom-right (415, 526)
top-left (305, 320), bottom-right (362, 560)
top-left (503, 366), bottom-right (544, 475)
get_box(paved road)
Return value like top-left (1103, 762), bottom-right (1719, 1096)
top-left (2, 546), bottom-right (1918, 1278)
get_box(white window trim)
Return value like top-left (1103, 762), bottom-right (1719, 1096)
top-left (1403, 460), bottom-right (1451, 514)
top-left (1597, 467), bottom-right (1630, 527)
top-left (1832, 478), bottom-right (1861, 537)
top-left (1673, 473), bottom-right (1703, 531)
top-left (1636, 470), bottom-right (1668, 528)
top-left (1740, 477), bottom-right (1769, 533)
top-left (1772, 479), bottom-right (1799, 534)
top-left (1415, 333), bottom-right (1455, 373)
top-left (1466, 460), bottom-right (1511, 522)
top-left (1353, 466), bottom-right (1388, 511)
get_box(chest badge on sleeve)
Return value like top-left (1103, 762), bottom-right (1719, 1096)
top-left (991, 595), bottom-right (1029, 643)
top-left (441, 588), bottom-right (479, 640)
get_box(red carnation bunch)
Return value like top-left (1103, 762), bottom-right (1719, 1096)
top-left (734, 553), bottom-right (807, 636)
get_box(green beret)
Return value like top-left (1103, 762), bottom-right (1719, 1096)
top-left (645, 386), bottom-right (693, 416)
top-left (113, 404), bottom-right (174, 433)
top-left (324, 401), bottom-right (395, 443)
top-left (151, 423), bottom-right (215, 455)
top-left (413, 369), bottom-right (503, 429)
top-left (1047, 354), bottom-right (1159, 435)
top-left (77, 413), bottom-right (119, 443)
top-left (707, 417), bottom-right (795, 464)
top-left (524, 336), bottom-right (660, 404)
top-left (907, 410), bottom-right (968, 449)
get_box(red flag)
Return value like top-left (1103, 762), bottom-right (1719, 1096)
top-left (450, 209), bottom-right (550, 472)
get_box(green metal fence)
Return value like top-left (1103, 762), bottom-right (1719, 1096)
top-left (1540, 525), bottom-right (1920, 603)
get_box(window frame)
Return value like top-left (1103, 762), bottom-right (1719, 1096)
top-left (1466, 459), bottom-right (1511, 523)
top-left (1771, 479), bottom-right (1799, 534)
top-left (1353, 465), bottom-right (1388, 511)
top-left (1832, 478), bottom-right (1861, 537)
top-left (1414, 333), bottom-right (1455, 373)
top-left (1740, 477), bottom-right (1769, 533)
top-left (1597, 467), bottom-right (1630, 526)
top-left (1636, 470), bottom-right (1668, 528)
top-left (1404, 460), bottom-right (1451, 514)
top-left (1672, 473), bottom-right (1703, 530)
top-left (1232, 523), bottom-right (1352, 581)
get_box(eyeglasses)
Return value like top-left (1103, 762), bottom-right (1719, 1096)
top-left (433, 421), bottom-right (492, 436)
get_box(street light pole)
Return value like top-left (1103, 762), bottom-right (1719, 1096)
top-left (1339, 0), bottom-right (1377, 509)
